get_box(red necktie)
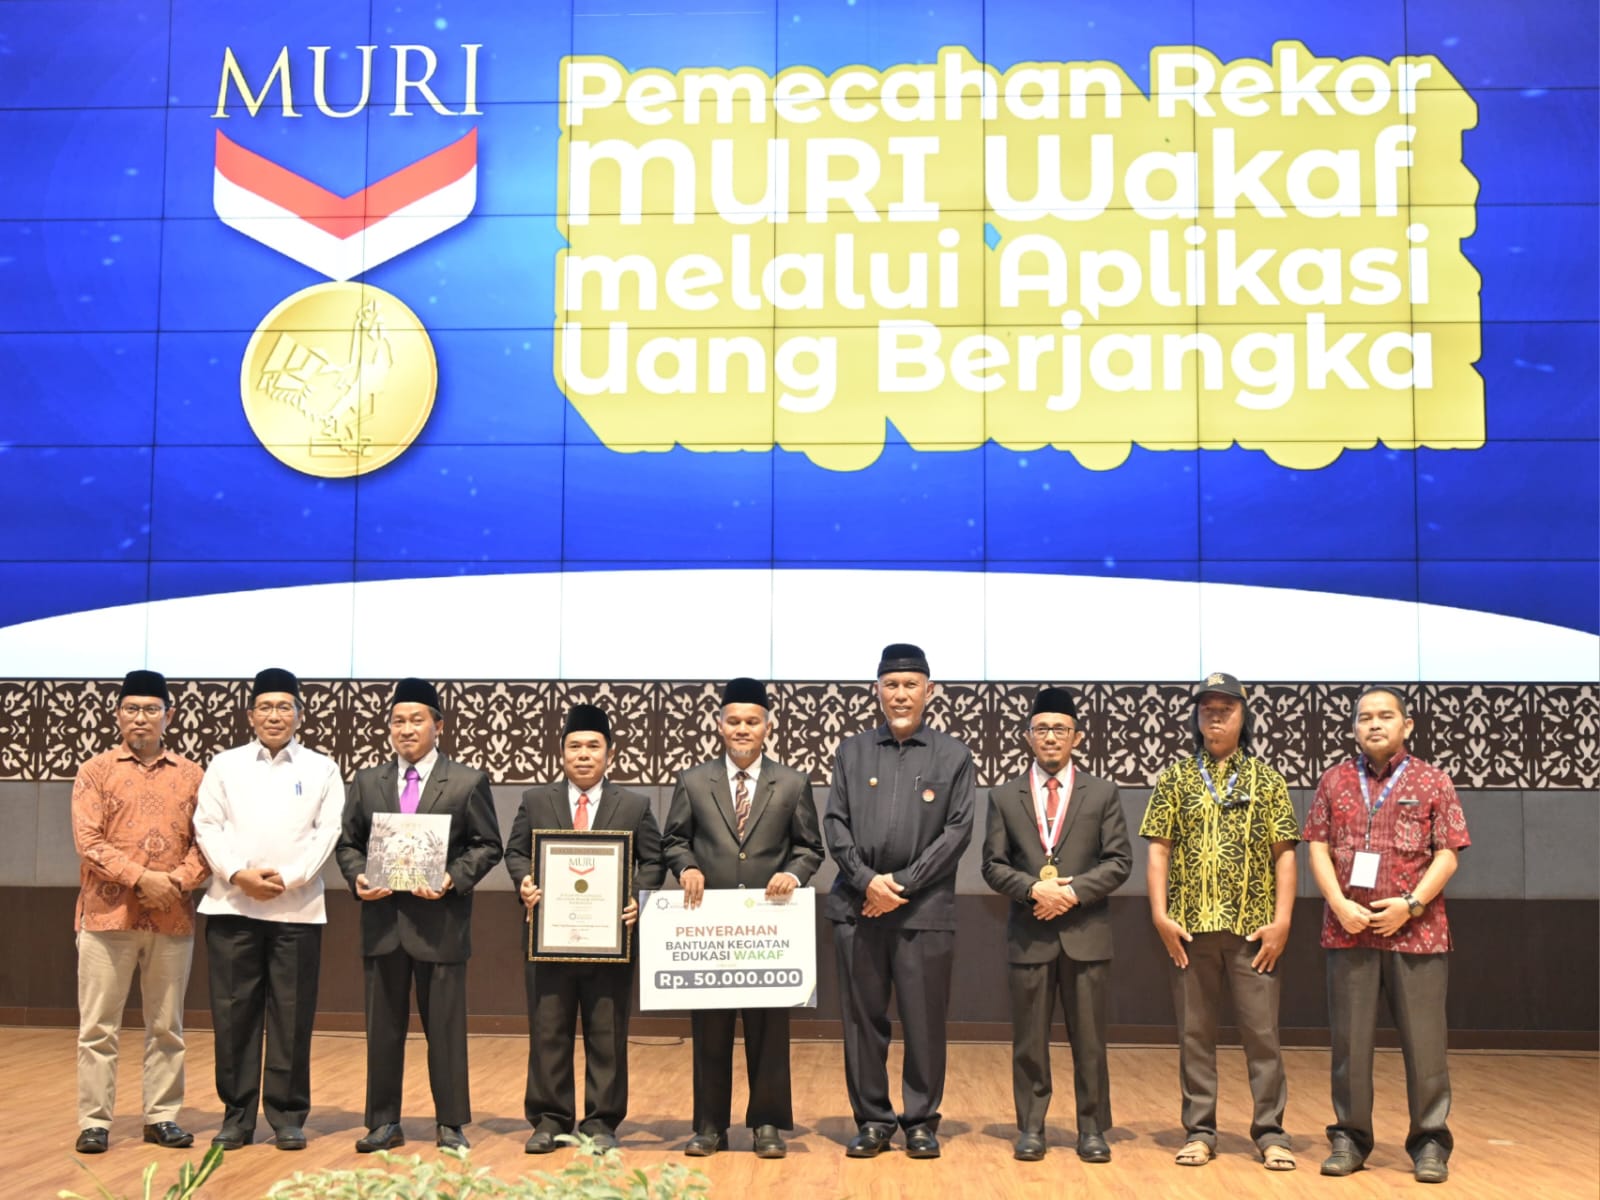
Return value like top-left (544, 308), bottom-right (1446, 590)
top-left (1045, 776), bottom-right (1061, 824)
top-left (574, 792), bottom-right (590, 831)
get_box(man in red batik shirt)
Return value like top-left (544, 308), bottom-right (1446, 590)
top-left (1305, 687), bottom-right (1470, 1186)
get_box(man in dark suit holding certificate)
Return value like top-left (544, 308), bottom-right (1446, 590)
top-left (335, 677), bottom-right (504, 1154)
top-left (982, 686), bottom-right (1131, 1163)
top-left (505, 703), bottom-right (665, 1153)
top-left (662, 678), bottom-right (824, 1159)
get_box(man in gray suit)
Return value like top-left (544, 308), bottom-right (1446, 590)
top-left (662, 677), bottom-right (824, 1159)
top-left (335, 677), bottom-right (504, 1153)
top-left (505, 703), bottom-right (664, 1153)
top-left (982, 686), bottom-right (1131, 1163)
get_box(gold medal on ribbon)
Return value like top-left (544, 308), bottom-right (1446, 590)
top-left (1039, 862), bottom-right (1058, 881)
top-left (240, 282), bottom-right (437, 478)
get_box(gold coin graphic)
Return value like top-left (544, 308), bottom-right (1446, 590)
top-left (240, 281), bottom-right (437, 478)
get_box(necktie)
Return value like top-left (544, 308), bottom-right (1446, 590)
top-left (734, 771), bottom-right (751, 840)
top-left (574, 791), bottom-right (590, 831)
top-left (1045, 775), bottom-right (1061, 824)
top-left (399, 766), bottom-right (421, 814)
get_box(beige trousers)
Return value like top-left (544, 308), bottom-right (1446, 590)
top-left (76, 929), bottom-right (194, 1129)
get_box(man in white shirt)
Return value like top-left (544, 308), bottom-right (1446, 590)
top-left (193, 668), bottom-right (343, 1152)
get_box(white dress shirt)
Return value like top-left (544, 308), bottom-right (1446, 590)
top-left (194, 739), bottom-right (344, 923)
top-left (566, 777), bottom-right (605, 825)
top-left (397, 748), bottom-right (440, 801)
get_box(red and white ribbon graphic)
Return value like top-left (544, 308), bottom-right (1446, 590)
top-left (213, 128), bottom-right (478, 281)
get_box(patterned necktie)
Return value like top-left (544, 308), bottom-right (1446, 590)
top-left (734, 771), bottom-right (751, 840)
top-left (399, 766), bottom-right (421, 814)
top-left (1045, 775), bottom-right (1061, 824)
top-left (574, 791), bottom-right (590, 831)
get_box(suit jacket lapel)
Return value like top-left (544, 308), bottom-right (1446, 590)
top-left (1054, 768), bottom-right (1091, 848)
top-left (549, 782), bottom-right (573, 830)
top-left (590, 782), bottom-right (620, 831)
top-left (1013, 775), bottom-right (1045, 865)
top-left (374, 762), bottom-right (400, 813)
top-left (708, 764), bottom-right (740, 839)
top-left (416, 756), bottom-right (449, 815)
top-left (741, 761), bottom-right (777, 841)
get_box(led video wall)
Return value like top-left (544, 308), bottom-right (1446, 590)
top-left (0, 0), bottom-right (1594, 681)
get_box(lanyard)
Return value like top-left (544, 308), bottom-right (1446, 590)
top-left (1358, 756), bottom-right (1408, 815)
top-left (1197, 758), bottom-right (1240, 807)
top-left (1359, 756), bottom-right (1408, 849)
top-left (1033, 763), bottom-right (1074, 857)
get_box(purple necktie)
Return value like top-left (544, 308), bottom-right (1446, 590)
top-left (399, 766), bottom-right (421, 814)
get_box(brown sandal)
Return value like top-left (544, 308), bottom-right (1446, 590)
top-left (1176, 1140), bottom-right (1215, 1166)
top-left (1264, 1145), bottom-right (1297, 1171)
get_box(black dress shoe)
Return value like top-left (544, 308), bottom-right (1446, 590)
top-left (355, 1123), bottom-right (406, 1153)
top-left (1414, 1147), bottom-right (1449, 1184)
top-left (74, 1127), bottom-right (109, 1154)
top-left (436, 1125), bottom-right (469, 1151)
top-left (525, 1130), bottom-right (559, 1154)
top-left (1076, 1131), bottom-right (1111, 1163)
top-left (211, 1127), bottom-right (251, 1151)
top-left (905, 1126), bottom-right (941, 1159)
top-left (588, 1129), bottom-right (620, 1151)
top-left (845, 1126), bottom-right (892, 1157)
top-left (1014, 1131), bottom-right (1046, 1161)
top-left (274, 1126), bottom-right (307, 1151)
top-left (143, 1122), bottom-right (194, 1149)
top-left (1321, 1138), bottom-right (1365, 1177)
top-left (684, 1130), bottom-right (728, 1156)
top-left (752, 1124), bottom-right (787, 1158)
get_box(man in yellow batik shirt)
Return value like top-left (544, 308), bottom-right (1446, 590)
top-left (1140, 672), bottom-right (1300, 1173)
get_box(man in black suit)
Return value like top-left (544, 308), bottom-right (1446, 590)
top-left (824, 642), bottom-right (976, 1160)
top-left (981, 686), bottom-right (1132, 1163)
top-left (662, 677), bottom-right (824, 1159)
top-left (505, 703), bottom-right (665, 1153)
top-left (334, 677), bottom-right (504, 1153)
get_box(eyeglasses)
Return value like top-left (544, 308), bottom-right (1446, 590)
top-left (118, 703), bottom-right (166, 718)
top-left (252, 702), bottom-right (297, 716)
top-left (1029, 724), bottom-right (1076, 740)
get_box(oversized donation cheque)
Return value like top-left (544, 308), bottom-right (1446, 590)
top-left (638, 887), bottom-right (817, 1010)
top-left (527, 830), bottom-right (634, 962)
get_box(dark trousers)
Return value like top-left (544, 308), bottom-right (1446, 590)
top-left (1172, 931), bottom-right (1289, 1151)
top-left (1326, 948), bottom-right (1452, 1163)
top-left (523, 959), bottom-right (633, 1136)
top-left (690, 1007), bottom-right (794, 1134)
top-left (831, 920), bottom-right (954, 1133)
top-left (1008, 952), bottom-right (1112, 1136)
top-left (362, 951), bottom-right (470, 1127)
top-left (204, 916), bottom-right (322, 1135)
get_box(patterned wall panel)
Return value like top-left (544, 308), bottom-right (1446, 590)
top-left (6, 680), bottom-right (1595, 790)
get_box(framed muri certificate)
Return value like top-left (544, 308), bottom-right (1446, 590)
top-left (527, 829), bottom-right (633, 963)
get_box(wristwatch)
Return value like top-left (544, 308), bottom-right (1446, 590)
top-left (1401, 891), bottom-right (1425, 918)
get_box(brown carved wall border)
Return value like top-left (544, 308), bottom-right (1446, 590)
top-left (6, 680), bottom-right (1596, 789)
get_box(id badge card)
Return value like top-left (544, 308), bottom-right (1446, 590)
top-left (1349, 850), bottom-right (1381, 889)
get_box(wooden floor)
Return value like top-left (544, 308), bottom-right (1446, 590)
top-left (8, 1027), bottom-right (1597, 1199)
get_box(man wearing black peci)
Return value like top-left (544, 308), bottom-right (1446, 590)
top-left (506, 702), bottom-right (665, 1153)
top-left (824, 643), bottom-right (976, 1160)
top-left (335, 677), bottom-right (503, 1154)
top-left (982, 686), bottom-right (1131, 1162)
top-left (662, 677), bottom-right (824, 1158)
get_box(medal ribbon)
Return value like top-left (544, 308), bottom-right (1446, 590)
top-left (1033, 763), bottom-right (1074, 856)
